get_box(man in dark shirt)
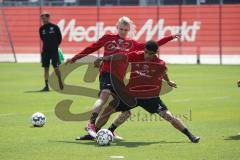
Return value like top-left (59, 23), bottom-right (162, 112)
top-left (39, 11), bottom-right (63, 91)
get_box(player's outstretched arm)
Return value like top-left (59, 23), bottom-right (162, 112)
top-left (163, 72), bottom-right (177, 88)
top-left (134, 34), bottom-right (181, 51)
top-left (66, 35), bottom-right (108, 64)
top-left (157, 33), bottom-right (181, 46)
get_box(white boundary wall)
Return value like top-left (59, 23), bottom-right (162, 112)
top-left (0, 54), bottom-right (240, 64)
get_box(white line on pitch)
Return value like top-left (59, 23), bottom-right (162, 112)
top-left (110, 156), bottom-right (125, 159)
top-left (0, 113), bottom-right (17, 117)
top-left (0, 110), bottom-right (53, 117)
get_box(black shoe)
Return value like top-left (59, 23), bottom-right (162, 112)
top-left (75, 134), bottom-right (94, 140)
top-left (190, 136), bottom-right (200, 143)
top-left (40, 86), bottom-right (49, 92)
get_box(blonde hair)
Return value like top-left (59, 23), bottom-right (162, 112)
top-left (117, 16), bottom-right (136, 38)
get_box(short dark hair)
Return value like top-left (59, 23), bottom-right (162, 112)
top-left (41, 14), bottom-right (50, 18)
top-left (40, 11), bottom-right (50, 18)
top-left (145, 40), bottom-right (158, 53)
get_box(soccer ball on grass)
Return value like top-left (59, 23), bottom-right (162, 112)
top-left (31, 112), bottom-right (46, 127)
top-left (96, 129), bottom-right (113, 146)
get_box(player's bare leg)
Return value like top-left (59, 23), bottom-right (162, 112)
top-left (93, 90), bottom-right (111, 114)
top-left (107, 111), bottom-right (131, 140)
top-left (76, 92), bottom-right (112, 140)
top-left (78, 100), bottom-right (130, 141)
top-left (95, 101), bottom-right (117, 130)
top-left (159, 110), bottom-right (200, 143)
top-left (95, 100), bottom-right (131, 140)
top-left (87, 89), bottom-right (111, 137)
top-left (77, 109), bottom-right (114, 141)
top-left (41, 67), bottom-right (50, 91)
top-left (54, 67), bottom-right (64, 90)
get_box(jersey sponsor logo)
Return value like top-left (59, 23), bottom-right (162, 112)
top-left (134, 70), bottom-right (152, 79)
top-left (104, 40), bottom-right (133, 53)
top-left (105, 41), bottom-right (118, 52)
top-left (58, 18), bottom-right (201, 43)
top-left (133, 64), bottom-right (151, 78)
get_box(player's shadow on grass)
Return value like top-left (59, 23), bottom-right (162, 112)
top-left (24, 90), bottom-right (51, 93)
top-left (48, 140), bottom-right (186, 148)
top-left (113, 141), bottom-right (186, 148)
top-left (49, 140), bottom-right (96, 145)
top-left (224, 134), bottom-right (240, 140)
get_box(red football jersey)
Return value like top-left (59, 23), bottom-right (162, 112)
top-left (110, 51), bottom-right (167, 98)
top-left (127, 51), bottom-right (167, 98)
top-left (71, 34), bottom-right (173, 75)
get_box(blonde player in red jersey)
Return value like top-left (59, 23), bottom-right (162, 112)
top-left (67, 16), bottom-right (180, 140)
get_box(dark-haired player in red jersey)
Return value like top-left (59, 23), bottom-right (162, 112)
top-left (66, 16), bottom-right (180, 139)
top-left (89, 40), bottom-right (200, 143)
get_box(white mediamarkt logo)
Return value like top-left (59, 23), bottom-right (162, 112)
top-left (58, 19), bottom-right (201, 42)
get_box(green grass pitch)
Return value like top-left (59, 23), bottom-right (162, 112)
top-left (0, 63), bottom-right (240, 160)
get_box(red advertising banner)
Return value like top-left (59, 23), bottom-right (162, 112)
top-left (0, 5), bottom-right (239, 55)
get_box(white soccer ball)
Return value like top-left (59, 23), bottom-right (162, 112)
top-left (96, 129), bottom-right (113, 146)
top-left (31, 112), bottom-right (46, 127)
